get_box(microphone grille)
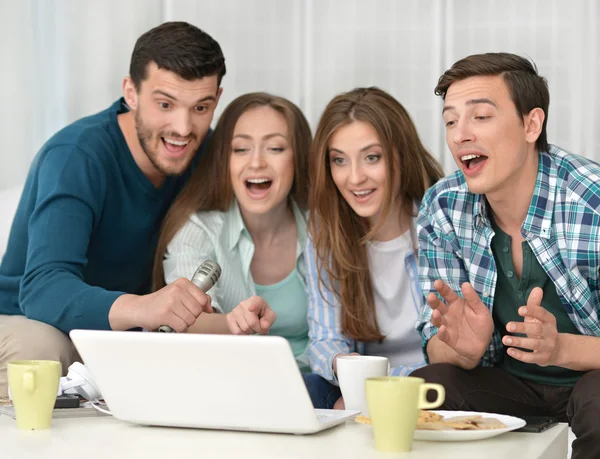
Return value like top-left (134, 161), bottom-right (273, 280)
top-left (195, 260), bottom-right (222, 285)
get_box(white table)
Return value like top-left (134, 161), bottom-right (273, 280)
top-left (0, 415), bottom-right (568, 459)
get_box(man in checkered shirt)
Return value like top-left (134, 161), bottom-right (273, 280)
top-left (411, 52), bottom-right (600, 459)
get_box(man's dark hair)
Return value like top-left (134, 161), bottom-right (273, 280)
top-left (435, 52), bottom-right (549, 152)
top-left (129, 21), bottom-right (226, 90)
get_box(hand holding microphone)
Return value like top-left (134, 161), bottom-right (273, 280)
top-left (157, 260), bottom-right (222, 333)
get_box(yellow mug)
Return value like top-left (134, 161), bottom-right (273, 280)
top-left (7, 360), bottom-right (61, 430)
top-left (365, 376), bottom-right (445, 452)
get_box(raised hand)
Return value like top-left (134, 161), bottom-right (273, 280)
top-left (502, 287), bottom-right (561, 366)
top-left (226, 296), bottom-right (277, 335)
top-left (428, 279), bottom-right (495, 362)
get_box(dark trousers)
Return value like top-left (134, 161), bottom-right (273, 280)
top-left (411, 364), bottom-right (600, 459)
top-left (302, 373), bottom-right (342, 409)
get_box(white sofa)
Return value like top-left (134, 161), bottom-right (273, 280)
top-left (0, 184), bottom-right (23, 260)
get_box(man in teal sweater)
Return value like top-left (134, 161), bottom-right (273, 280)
top-left (0, 21), bottom-right (226, 395)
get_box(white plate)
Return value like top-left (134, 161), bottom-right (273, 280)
top-left (413, 410), bottom-right (526, 442)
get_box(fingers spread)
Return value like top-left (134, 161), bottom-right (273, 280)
top-left (503, 335), bottom-right (542, 352)
top-left (428, 292), bottom-right (449, 315)
top-left (519, 304), bottom-right (553, 323)
top-left (527, 287), bottom-right (544, 308)
top-left (506, 347), bottom-right (544, 364)
top-left (461, 283), bottom-right (488, 315)
top-left (430, 309), bottom-right (445, 328)
top-left (434, 279), bottom-right (460, 304)
top-left (436, 325), bottom-right (449, 343)
top-left (506, 321), bottom-right (543, 336)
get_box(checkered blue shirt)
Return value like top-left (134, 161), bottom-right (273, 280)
top-left (417, 145), bottom-right (600, 366)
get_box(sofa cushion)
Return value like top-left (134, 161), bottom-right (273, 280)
top-left (0, 184), bottom-right (23, 261)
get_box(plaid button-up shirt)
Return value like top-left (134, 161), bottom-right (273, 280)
top-left (417, 145), bottom-right (600, 366)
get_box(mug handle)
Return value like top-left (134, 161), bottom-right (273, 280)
top-left (418, 383), bottom-right (445, 410)
top-left (23, 370), bottom-right (35, 393)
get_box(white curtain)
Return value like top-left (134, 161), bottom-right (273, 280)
top-left (1, 0), bottom-right (598, 190)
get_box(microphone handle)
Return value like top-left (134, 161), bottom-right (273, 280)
top-left (157, 277), bottom-right (214, 333)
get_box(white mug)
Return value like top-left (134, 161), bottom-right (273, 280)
top-left (336, 355), bottom-right (389, 415)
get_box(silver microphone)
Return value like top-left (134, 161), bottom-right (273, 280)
top-left (158, 260), bottom-right (222, 333)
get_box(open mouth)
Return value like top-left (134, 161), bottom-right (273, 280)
top-left (351, 189), bottom-right (376, 202)
top-left (162, 137), bottom-right (190, 155)
top-left (461, 154), bottom-right (488, 170)
top-left (352, 189), bottom-right (375, 198)
top-left (245, 178), bottom-right (273, 192)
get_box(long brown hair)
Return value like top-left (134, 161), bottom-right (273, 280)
top-left (153, 92), bottom-right (312, 290)
top-left (309, 87), bottom-right (444, 342)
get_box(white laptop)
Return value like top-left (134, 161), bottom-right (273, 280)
top-left (69, 329), bottom-right (358, 434)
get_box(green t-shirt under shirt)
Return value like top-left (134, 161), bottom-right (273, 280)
top-left (255, 268), bottom-right (310, 373)
top-left (490, 217), bottom-right (585, 386)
